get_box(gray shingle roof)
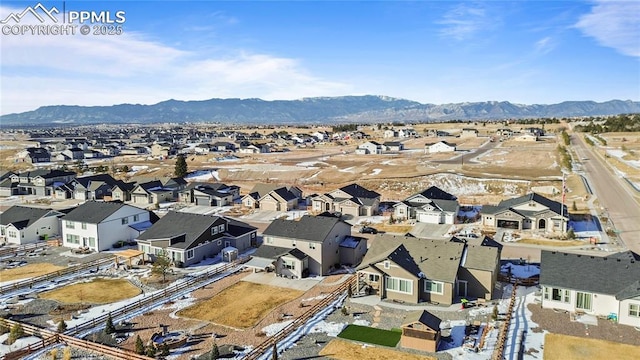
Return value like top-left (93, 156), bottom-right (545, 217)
top-left (498, 193), bottom-right (565, 216)
top-left (137, 211), bottom-right (225, 246)
top-left (358, 234), bottom-right (464, 283)
top-left (263, 215), bottom-right (349, 243)
top-left (62, 201), bottom-right (129, 223)
top-left (431, 199), bottom-right (459, 212)
top-left (463, 245), bottom-right (500, 272)
top-left (616, 280), bottom-right (640, 301)
top-left (0, 206), bottom-right (57, 228)
top-left (540, 250), bottom-right (640, 296)
top-left (339, 184), bottom-right (380, 200)
top-left (417, 186), bottom-right (457, 201)
top-left (252, 245), bottom-right (292, 260)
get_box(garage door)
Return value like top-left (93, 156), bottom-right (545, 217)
top-left (195, 196), bottom-right (210, 206)
top-left (418, 213), bottom-right (441, 224)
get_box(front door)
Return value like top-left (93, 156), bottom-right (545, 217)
top-left (457, 280), bottom-right (468, 297)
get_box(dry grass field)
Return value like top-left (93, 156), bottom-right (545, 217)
top-left (177, 281), bottom-right (303, 328)
top-left (319, 339), bottom-right (436, 360)
top-left (39, 278), bottom-right (140, 304)
top-left (517, 239), bottom-right (585, 246)
top-left (543, 333), bottom-right (640, 360)
top-left (0, 263), bottom-right (65, 282)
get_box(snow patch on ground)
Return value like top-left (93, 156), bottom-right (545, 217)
top-left (501, 263), bottom-right (540, 279)
top-left (185, 170), bottom-right (220, 181)
top-left (308, 321), bottom-right (347, 337)
top-left (262, 320), bottom-right (295, 337)
top-left (339, 167), bottom-right (355, 173)
top-left (369, 169), bottom-right (382, 175)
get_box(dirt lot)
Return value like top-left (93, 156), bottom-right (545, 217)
top-left (543, 333), bottom-right (640, 360)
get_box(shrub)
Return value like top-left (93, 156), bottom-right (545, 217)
top-left (104, 313), bottom-right (115, 334)
top-left (8, 323), bottom-right (25, 345)
top-left (0, 319), bottom-right (9, 335)
top-left (135, 335), bottom-right (145, 355)
top-left (63, 347), bottom-right (72, 360)
top-left (57, 318), bottom-right (67, 333)
top-left (492, 305), bottom-right (499, 321)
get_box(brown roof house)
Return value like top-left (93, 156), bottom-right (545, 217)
top-left (356, 234), bottom-right (501, 305)
top-left (401, 310), bottom-right (442, 352)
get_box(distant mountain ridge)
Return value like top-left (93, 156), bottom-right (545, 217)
top-left (2, 96), bottom-right (639, 125)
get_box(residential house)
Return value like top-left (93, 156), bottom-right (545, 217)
top-left (63, 174), bottom-right (120, 200)
top-left (194, 144), bottom-right (213, 154)
top-left (0, 206), bottom-right (65, 245)
top-left (401, 311), bottom-right (442, 352)
top-left (16, 147), bottom-right (51, 163)
top-left (383, 141), bottom-right (404, 152)
top-left (497, 128), bottom-right (513, 138)
top-left (249, 215), bottom-right (355, 277)
top-left (61, 201), bottom-right (153, 251)
top-left (425, 141), bottom-right (456, 154)
top-left (311, 183), bottom-right (380, 217)
top-left (136, 212), bottom-right (257, 267)
top-left (481, 193), bottom-right (568, 233)
top-left (8, 170), bottom-right (76, 196)
top-left (111, 181), bottom-right (137, 202)
top-left (211, 141), bottom-right (236, 152)
top-left (61, 147), bottom-right (85, 160)
top-left (384, 129), bottom-right (399, 138)
top-left (355, 141), bottom-right (383, 155)
top-left (460, 128), bottom-right (479, 138)
top-left (150, 143), bottom-right (175, 157)
top-left (130, 180), bottom-right (174, 205)
top-left (242, 184), bottom-right (302, 210)
top-left (356, 234), bottom-right (501, 305)
top-left (393, 186), bottom-right (459, 224)
top-left (179, 182), bottom-right (240, 207)
top-left (540, 250), bottom-right (640, 327)
top-left (399, 129), bottom-right (417, 138)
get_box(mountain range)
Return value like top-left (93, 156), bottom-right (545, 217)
top-left (1, 96), bottom-right (639, 126)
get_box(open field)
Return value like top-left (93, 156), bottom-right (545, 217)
top-left (0, 263), bottom-right (65, 282)
top-left (543, 333), bottom-right (640, 360)
top-left (319, 339), bottom-right (436, 360)
top-left (176, 281), bottom-right (304, 328)
top-left (39, 278), bottom-right (140, 304)
top-left (337, 324), bottom-right (401, 347)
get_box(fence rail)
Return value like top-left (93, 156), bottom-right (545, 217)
top-left (1, 256), bottom-right (250, 360)
top-left (0, 257), bottom-right (113, 295)
top-left (243, 275), bottom-right (355, 360)
top-left (0, 242), bottom-right (49, 258)
top-left (491, 282), bottom-right (518, 360)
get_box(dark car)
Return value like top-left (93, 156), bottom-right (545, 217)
top-left (359, 226), bottom-right (378, 234)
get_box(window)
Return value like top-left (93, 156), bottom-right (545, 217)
top-left (133, 214), bottom-right (139, 222)
top-left (8, 230), bottom-right (17, 238)
top-left (386, 277), bottom-right (412, 294)
top-left (88, 237), bottom-right (96, 247)
top-left (217, 240), bottom-right (222, 245)
top-left (283, 260), bottom-right (295, 270)
top-left (424, 280), bottom-right (444, 295)
top-left (576, 292), bottom-right (592, 311)
top-left (66, 221), bottom-right (75, 229)
top-left (266, 237), bottom-right (273, 244)
top-left (251, 233), bottom-right (256, 239)
top-left (211, 227), bottom-right (218, 235)
top-left (368, 274), bottom-right (379, 282)
top-left (66, 234), bottom-right (79, 244)
top-left (309, 243), bottom-right (316, 249)
top-left (546, 287), bottom-right (570, 303)
top-left (219, 224), bottom-right (225, 233)
top-left (81, 222), bottom-right (87, 230)
top-left (629, 304), bottom-right (640, 318)
top-left (383, 261), bottom-right (390, 269)
top-left (187, 250), bottom-right (194, 259)
top-left (121, 217), bottom-right (129, 225)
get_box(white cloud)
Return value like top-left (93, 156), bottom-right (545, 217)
top-left (574, 0), bottom-right (640, 57)
top-left (0, 5), bottom-right (350, 114)
top-left (534, 36), bottom-right (555, 55)
top-left (438, 3), bottom-right (490, 41)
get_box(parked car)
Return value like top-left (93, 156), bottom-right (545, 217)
top-left (359, 226), bottom-right (378, 234)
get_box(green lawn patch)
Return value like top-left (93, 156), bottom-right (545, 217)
top-left (337, 324), bottom-right (401, 347)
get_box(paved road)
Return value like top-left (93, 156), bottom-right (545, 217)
top-left (434, 138), bottom-right (498, 165)
top-left (572, 134), bottom-right (640, 254)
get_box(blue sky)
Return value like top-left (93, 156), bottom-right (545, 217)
top-left (1, 0), bottom-right (639, 115)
